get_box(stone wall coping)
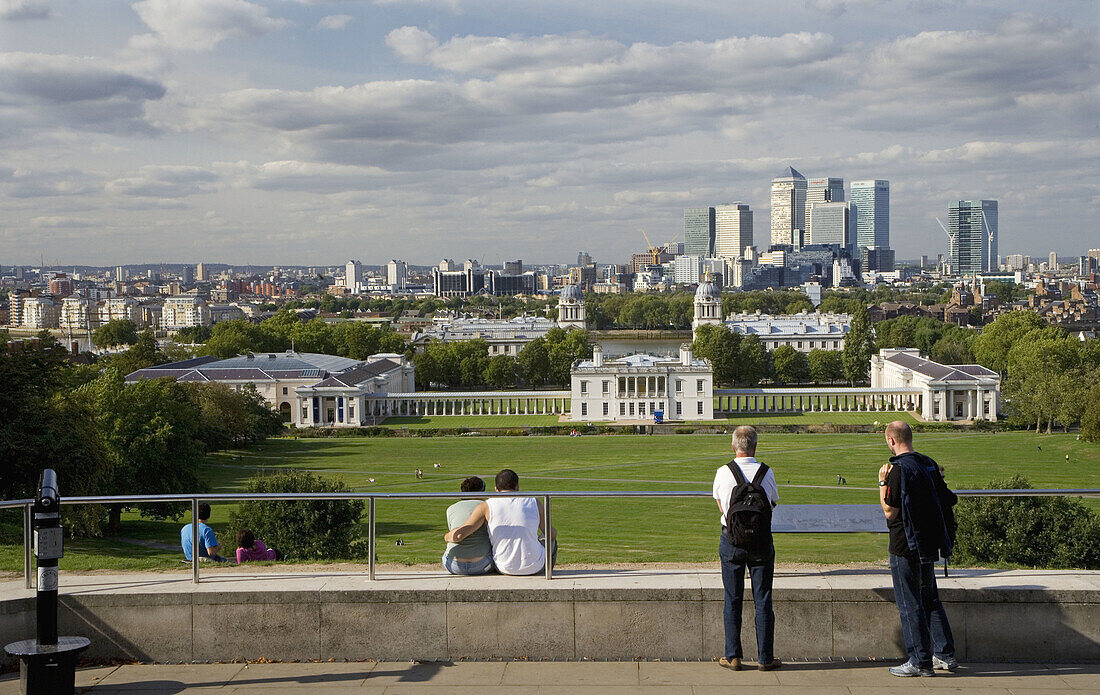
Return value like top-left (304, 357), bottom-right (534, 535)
top-left (3, 567), bottom-right (1098, 607)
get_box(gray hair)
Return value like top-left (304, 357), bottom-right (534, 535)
top-left (731, 426), bottom-right (758, 454)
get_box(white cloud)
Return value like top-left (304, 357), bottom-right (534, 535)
top-left (132, 0), bottom-right (290, 51)
top-left (105, 165), bottom-right (219, 197)
top-left (316, 14), bottom-right (353, 30)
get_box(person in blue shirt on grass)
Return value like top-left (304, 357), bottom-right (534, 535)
top-left (181, 503), bottom-right (228, 563)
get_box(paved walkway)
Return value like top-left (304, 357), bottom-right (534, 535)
top-left (2, 660), bottom-right (1097, 694)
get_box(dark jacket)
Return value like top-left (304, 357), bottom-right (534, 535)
top-left (893, 451), bottom-right (957, 562)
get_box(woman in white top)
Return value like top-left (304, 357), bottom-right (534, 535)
top-left (443, 469), bottom-right (557, 575)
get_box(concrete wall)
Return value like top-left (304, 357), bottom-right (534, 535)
top-left (3, 580), bottom-right (1097, 665)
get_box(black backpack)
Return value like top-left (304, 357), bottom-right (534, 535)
top-left (724, 462), bottom-right (773, 554)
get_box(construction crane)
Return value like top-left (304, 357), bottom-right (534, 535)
top-left (640, 229), bottom-right (682, 265)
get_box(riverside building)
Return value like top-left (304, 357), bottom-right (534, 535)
top-left (570, 344), bottom-right (714, 422)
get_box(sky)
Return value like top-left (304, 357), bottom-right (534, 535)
top-left (1, 0), bottom-right (1097, 268)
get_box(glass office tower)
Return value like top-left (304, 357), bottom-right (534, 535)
top-left (684, 207), bottom-right (716, 257)
top-left (850, 180), bottom-right (890, 251)
top-left (948, 200), bottom-right (998, 274)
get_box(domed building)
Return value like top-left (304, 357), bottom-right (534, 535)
top-left (557, 284), bottom-right (587, 330)
top-left (692, 279), bottom-right (723, 334)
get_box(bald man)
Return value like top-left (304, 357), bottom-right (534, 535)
top-left (879, 421), bottom-right (958, 677)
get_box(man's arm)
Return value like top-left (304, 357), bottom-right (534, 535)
top-left (444, 502), bottom-right (489, 543)
top-left (879, 463), bottom-right (899, 520)
top-left (537, 500), bottom-right (557, 540)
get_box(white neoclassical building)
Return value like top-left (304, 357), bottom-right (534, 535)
top-left (557, 284), bottom-right (587, 329)
top-left (871, 348), bottom-right (1001, 422)
top-left (295, 353), bottom-right (415, 426)
top-left (692, 280), bottom-right (723, 334)
top-left (726, 311), bottom-right (850, 352)
top-left (570, 344), bottom-right (713, 422)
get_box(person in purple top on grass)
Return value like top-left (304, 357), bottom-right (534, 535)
top-left (235, 528), bottom-right (283, 564)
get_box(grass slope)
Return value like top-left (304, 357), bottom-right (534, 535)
top-left (1, 431), bottom-right (1095, 572)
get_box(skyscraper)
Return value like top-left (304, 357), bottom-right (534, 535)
top-left (770, 167), bottom-right (806, 247)
top-left (345, 259), bottom-right (363, 292)
top-left (683, 207), bottom-right (716, 257)
top-left (850, 180), bottom-right (890, 251)
top-left (947, 200), bottom-right (998, 274)
top-left (387, 259), bottom-right (407, 290)
top-left (807, 201), bottom-right (853, 250)
top-left (195, 262), bottom-right (207, 282)
top-left (807, 177), bottom-right (844, 206)
top-left (714, 203), bottom-right (753, 260)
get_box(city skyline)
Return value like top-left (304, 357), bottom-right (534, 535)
top-left (0, 1), bottom-right (1096, 266)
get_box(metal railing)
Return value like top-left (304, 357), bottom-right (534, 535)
top-left (3, 488), bottom-right (1098, 589)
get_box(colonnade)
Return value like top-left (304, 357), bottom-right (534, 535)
top-left (713, 389), bottom-right (922, 415)
top-left (364, 391), bottom-right (572, 417)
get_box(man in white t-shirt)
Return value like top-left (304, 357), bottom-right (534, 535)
top-left (712, 425), bottom-right (781, 672)
top-left (444, 469), bottom-right (557, 576)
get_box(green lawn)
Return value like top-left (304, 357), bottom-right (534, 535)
top-left (1, 431), bottom-right (1096, 573)
top-left (701, 411), bottom-right (921, 426)
top-left (381, 415), bottom-right (564, 428)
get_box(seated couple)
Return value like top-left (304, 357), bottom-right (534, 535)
top-left (180, 503), bottom-right (283, 564)
top-left (442, 469), bottom-right (557, 576)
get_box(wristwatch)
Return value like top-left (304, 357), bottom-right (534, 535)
top-left (878, 480), bottom-right (887, 486)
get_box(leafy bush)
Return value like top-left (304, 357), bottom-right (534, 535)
top-left (953, 475), bottom-right (1099, 569)
top-left (229, 471), bottom-right (365, 560)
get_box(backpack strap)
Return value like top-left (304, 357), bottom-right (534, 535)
top-left (751, 463), bottom-right (770, 486)
top-left (727, 461), bottom-right (747, 485)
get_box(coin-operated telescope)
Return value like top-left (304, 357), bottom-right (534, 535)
top-left (4, 470), bottom-right (91, 695)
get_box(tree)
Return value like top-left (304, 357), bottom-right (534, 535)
top-left (80, 370), bottom-right (206, 531)
top-left (843, 305), bottom-right (875, 384)
top-left (93, 319), bottom-right (139, 347)
top-left (692, 324), bottom-right (740, 386)
top-left (0, 336), bottom-right (108, 516)
top-left (230, 471), bottom-right (365, 560)
top-left (516, 336), bottom-right (551, 387)
top-left (100, 329), bottom-right (168, 374)
top-left (545, 328), bottom-right (591, 385)
top-left (972, 311), bottom-right (1047, 373)
top-left (1082, 383), bottom-right (1100, 443)
top-left (738, 334), bottom-right (771, 386)
top-left (808, 349), bottom-right (843, 384)
top-left (772, 345), bottom-right (809, 385)
top-left (483, 355), bottom-right (517, 389)
top-left (1003, 330), bottom-right (1078, 432)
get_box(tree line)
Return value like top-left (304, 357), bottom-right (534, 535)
top-left (413, 328), bottom-right (592, 389)
top-left (0, 334), bottom-right (284, 535)
top-left (690, 305), bottom-right (876, 386)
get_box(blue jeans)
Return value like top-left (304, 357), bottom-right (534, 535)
top-left (889, 553), bottom-right (955, 668)
top-left (442, 553), bottom-right (495, 575)
top-left (719, 533), bottom-right (775, 663)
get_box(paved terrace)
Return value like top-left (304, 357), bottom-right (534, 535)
top-left (3, 660), bottom-right (1098, 694)
top-left (2, 567), bottom-right (1097, 668)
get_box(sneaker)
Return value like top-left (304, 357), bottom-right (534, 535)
top-left (932, 655), bottom-right (958, 671)
top-left (759, 658), bottom-right (782, 671)
top-left (890, 662), bottom-right (934, 677)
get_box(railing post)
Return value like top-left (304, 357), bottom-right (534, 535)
top-left (23, 503), bottom-right (33, 590)
top-left (368, 497), bottom-right (376, 581)
top-left (191, 498), bottom-right (200, 585)
top-left (544, 494), bottom-right (553, 580)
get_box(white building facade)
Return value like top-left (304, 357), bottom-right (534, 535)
top-left (162, 296), bottom-right (211, 329)
top-left (726, 311), bottom-right (850, 352)
top-left (871, 347), bottom-right (1000, 422)
top-left (570, 345), bottom-right (713, 422)
top-left (295, 354), bottom-right (416, 427)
